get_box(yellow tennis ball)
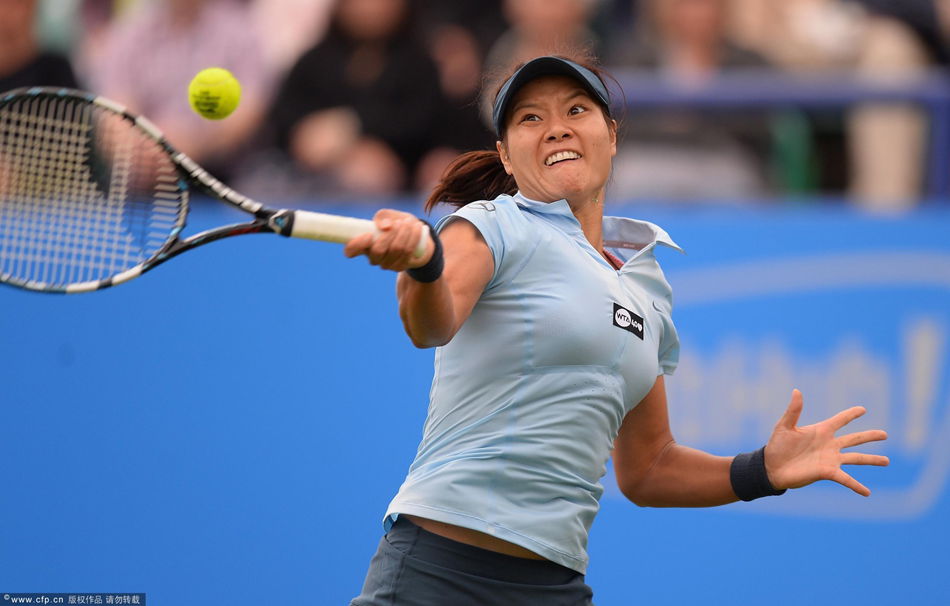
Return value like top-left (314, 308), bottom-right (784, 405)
top-left (188, 67), bottom-right (241, 120)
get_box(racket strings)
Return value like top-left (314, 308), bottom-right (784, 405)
top-left (0, 94), bottom-right (185, 289)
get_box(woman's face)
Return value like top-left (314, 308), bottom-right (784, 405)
top-left (497, 75), bottom-right (616, 204)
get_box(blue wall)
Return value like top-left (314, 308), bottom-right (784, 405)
top-left (1, 201), bottom-right (948, 605)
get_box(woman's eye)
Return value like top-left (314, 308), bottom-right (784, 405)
top-left (520, 113), bottom-right (540, 123)
top-left (569, 105), bottom-right (587, 115)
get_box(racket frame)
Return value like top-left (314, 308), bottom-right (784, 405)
top-left (0, 87), bottom-right (381, 293)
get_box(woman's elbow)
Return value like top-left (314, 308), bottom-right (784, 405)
top-left (408, 332), bottom-right (451, 349)
top-left (617, 477), bottom-right (648, 507)
top-left (399, 311), bottom-right (454, 348)
top-left (617, 475), bottom-right (666, 508)
top-left (621, 490), bottom-right (652, 508)
top-left (404, 322), bottom-right (455, 348)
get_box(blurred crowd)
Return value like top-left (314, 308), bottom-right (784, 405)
top-left (3, 0), bottom-right (949, 210)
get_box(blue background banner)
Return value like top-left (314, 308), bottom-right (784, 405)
top-left (1, 201), bottom-right (947, 605)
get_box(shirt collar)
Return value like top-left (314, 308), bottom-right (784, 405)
top-left (603, 216), bottom-right (684, 255)
top-left (513, 191), bottom-right (684, 255)
top-left (513, 191), bottom-right (577, 220)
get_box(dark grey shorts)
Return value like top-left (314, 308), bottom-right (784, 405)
top-left (350, 517), bottom-right (594, 606)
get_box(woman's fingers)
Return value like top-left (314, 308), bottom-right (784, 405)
top-left (356, 212), bottom-right (428, 270)
top-left (765, 389), bottom-right (887, 496)
top-left (838, 429), bottom-right (888, 449)
top-left (343, 231), bottom-right (375, 258)
top-left (384, 219), bottom-right (425, 268)
top-left (840, 452), bottom-right (890, 466)
top-left (777, 389), bottom-right (804, 430)
top-left (832, 468), bottom-right (872, 497)
top-left (826, 405), bottom-right (868, 431)
top-left (374, 218), bottom-right (423, 269)
top-left (345, 208), bottom-right (434, 271)
top-left (369, 219), bottom-right (399, 265)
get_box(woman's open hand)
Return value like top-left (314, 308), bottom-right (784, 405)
top-left (764, 389), bottom-right (889, 496)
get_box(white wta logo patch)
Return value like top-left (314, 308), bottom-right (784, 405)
top-left (613, 303), bottom-right (643, 339)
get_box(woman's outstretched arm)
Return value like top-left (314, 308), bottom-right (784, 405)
top-left (613, 376), bottom-right (889, 507)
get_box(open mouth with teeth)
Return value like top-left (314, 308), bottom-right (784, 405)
top-left (545, 151), bottom-right (582, 166)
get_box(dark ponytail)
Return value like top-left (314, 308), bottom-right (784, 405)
top-left (423, 150), bottom-right (516, 213)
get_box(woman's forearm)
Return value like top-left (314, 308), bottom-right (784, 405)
top-left (620, 442), bottom-right (737, 508)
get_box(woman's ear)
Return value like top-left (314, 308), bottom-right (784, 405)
top-left (496, 140), bottom-right (513, 176)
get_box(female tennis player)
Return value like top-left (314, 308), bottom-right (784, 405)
top-left (343, 54), bottom-right (889, 605)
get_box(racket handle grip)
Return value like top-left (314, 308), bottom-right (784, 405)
top-left (283, 210), bottom-right (430, 258)
top-left (286, 210), bottom-right (376, 243)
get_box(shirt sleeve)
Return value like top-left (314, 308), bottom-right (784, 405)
top-left (652, 293), bottom-right (680, 375)
top-left (435, 197), bottom-right (528, 292)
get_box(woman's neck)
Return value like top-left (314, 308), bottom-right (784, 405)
top-left (566, 192), bottom-right (605, 252)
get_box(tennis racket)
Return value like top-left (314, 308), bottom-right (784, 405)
top-left (0, 87), bottom-right (428, 293)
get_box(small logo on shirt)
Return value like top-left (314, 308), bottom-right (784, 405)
top-left (613, 303), bottom-right (644, 339)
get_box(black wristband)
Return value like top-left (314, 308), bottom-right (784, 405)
top-left (730, 446), bottom-right (787, 502)
top-left (406, 222), bottom-right (444, 283)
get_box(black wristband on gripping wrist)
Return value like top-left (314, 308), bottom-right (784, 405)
top-left (406, 222), bottom-right (444, 283)
top-left (730, 446), bottom-right (787, 501)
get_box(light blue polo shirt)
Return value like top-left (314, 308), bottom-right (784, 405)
top-left (384, 192), bottom-right (682, 573)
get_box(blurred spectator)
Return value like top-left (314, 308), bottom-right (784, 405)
top-left (612, 0), bottom-right (769, 80)
top-left (249, 0), bottom-right (336, 78)
top-left (260, 0), bottom-right (445, 198)
top-left (730, 0), bottom-right (933, 210)
top-left (594, 0), bottom-right (636, 47)
top-left (731, 0), bottom-right (945, 69)
top-left (34, 0), bottom-right (82, 55)
top-left (0, 0), bottom-right (80, 91)
top-left (849, 3), bottom-right (931, 210)
top-left (939, 0), bottom-right (950, 54)
top-left (88, 0), bottom-right (272, 181)
top-left (729, 0), bottom-right (866, 70)
top-left (415, 0), bottom-right (507, 60)
top-left (405, 2), bottom-right (505, 191)
top-left (606, 0), bottom-right (776, 200)
top-left (71, 0), bottom-right (147, 85)
top-left (413, 23), bottom-right (496, 192)
top-left (486, 0), bottom-right (603, 74)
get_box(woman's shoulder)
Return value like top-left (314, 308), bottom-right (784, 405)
top-left (456, 194), bottom-right (519, 214)
top-left (436, 194), bottom-right (531, 246)
top-left (442, 194), bottom-right (532, 230)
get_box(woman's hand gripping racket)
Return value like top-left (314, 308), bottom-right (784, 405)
top-left (0, 87), bottom-right (430, 293)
